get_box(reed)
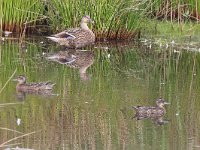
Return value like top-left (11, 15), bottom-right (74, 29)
top-left (1, 0), bottom-right (200, 40)
top-left (2, 0), bottom-right (45, 33)
top-left (46, 0), bottom-right (144, 40)
top-left (147, 0), bottom-right (200, 23)
top-left (1, 0), bottom-right (145, 39)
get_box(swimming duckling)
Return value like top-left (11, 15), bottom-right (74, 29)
top-left (13, 75), bottom-right (55, 92)
top-left (132, 98), bottom-right (170, 119)
top-left (47, 15), bottom-right (95, 49)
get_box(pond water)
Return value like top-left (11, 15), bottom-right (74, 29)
top-left (1, 35), bottom-right (200, 149)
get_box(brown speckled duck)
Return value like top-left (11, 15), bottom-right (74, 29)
top-left (13, 75), bottom-right (55, 92)
top-left (132, 98), bottom-right (170, 119)
top-left (47, 15), bottom-right (95, 49)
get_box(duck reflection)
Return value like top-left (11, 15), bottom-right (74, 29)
top-left (133, 115), bottom-right (169, 126)
top-left (16, 90), bottom-right (56, 101)
top-left (46, 50), bottom-right (94, 81)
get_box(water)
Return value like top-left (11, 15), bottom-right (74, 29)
top-left (1, 36), bottom-right (200, 149)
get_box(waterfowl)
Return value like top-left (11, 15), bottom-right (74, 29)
top-left (46, 50), bottom-right (94, 80)
top-left (13, 75), bottom-right (55, 92)
top-left (47, 15), bottom-right (95, 49)
top-left (132, 98), bottom-right (169, 119)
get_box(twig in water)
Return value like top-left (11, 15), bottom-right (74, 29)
top-left (0, 68), bottom-right (17, 94)
top-left (0, 102), bottom-right (23, 107)
top-left (0, 130), bottom-right (39, 147)
top-left (0, 127), bottom-right (24, 134)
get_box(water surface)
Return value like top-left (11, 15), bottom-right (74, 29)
top-left (0, 36), bottom-right (200, 149)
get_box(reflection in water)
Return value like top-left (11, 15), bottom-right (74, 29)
top-left (15, 89), bottom-right (56, 101)
top-left (46, 50), bottom-right (94, 81)
top-left (133, 115), bottom-right (169, 126)
top-left (1, 37), bottom-right (200, 149)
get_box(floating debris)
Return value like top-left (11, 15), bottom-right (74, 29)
top-left (17, 118), bottom-right (21, 126)
top-left (173, 49), bottom-right (180, 53)
top-left (4, 31), bottom-right (12, 37)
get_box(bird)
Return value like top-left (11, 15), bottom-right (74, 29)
top-left (13, 75), bottom-right (55, 92)
top-left (132, 98), bottom-right (170, 119)
top-left (47, 15), bottom-right (95, 49)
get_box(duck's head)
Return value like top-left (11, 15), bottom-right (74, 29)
top-left (81, 15), bottom-right (94, 24)
top-left (156, 98), bottom-right (170, 107)
top-left (13, 75), bottom-right (26, 84)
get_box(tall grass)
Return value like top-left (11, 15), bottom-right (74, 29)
top-left (46, 0), bottom-right (145, 40)
top-left (2, 0), bottom-right (45, 33)
top-left (2, 0), bottom-right (145, 40)
top-left (1, 0), bottom-right (200, 40)
top-left (147, 0), bottom-right (200, 23)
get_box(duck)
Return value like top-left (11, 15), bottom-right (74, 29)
top-left (13, 75), bottom-right (55, 92)
top-left (46, 50), bottom-right (94, 81)
top-left (132, 98), bottom-right (170, 119)
top-left (47, 15), bottom-right (95, 49)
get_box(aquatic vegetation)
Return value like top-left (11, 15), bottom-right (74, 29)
top-left (147, 0), bottom-right (200, 22)
top-left (1, 0), bottom-right (200, 40)
top-left (2, 0), bottom-right (45, 33)
top-left (1, 0), bottom-right (144, 40)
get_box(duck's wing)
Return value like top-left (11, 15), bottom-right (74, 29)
top-left (27, 82), bottom-right (55, 90)
top-left (53, 28), bottom-right (82, 39)
top-left (132, 106), bottom-right (148, 110)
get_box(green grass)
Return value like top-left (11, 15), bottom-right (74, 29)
top-left (2, 0), bottom-right (144, 40)
top-left (1, 0), bottom-right (200, 40)
top-left (2, 0), bottom-right (45, 33)
top-left (45, 0), bottom-right (144, 40)
top-left (146, 0), bottom-right (200, 22)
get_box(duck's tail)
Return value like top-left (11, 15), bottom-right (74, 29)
top-left (47, 36), bottom-right (60, 43)
top-left (47, 36), bottom-right (69, 46)
top-left (41, 82), bottom-right (56, 90)
top-left (132, 106), bottom-right (139, 110)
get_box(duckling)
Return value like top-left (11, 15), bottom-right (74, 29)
top-left (132, 98), bottom-right (169, 119)
top-left (13, 75), bottom-right (55, 92)
top-left (47, 15), bottom-right (95, 49)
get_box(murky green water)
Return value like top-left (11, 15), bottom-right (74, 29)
top-left (1, 36), bottom-right (200, 149)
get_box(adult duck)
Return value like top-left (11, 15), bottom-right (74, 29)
top-left (47, 15), bottom-right (95, 49)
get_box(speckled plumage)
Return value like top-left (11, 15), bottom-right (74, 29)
top-left (13, 75), bottom-right (55, 92)
top-left (132, 98), bottom-right (169, 119)
top-left (47, 15), bottom-right (95, 48)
